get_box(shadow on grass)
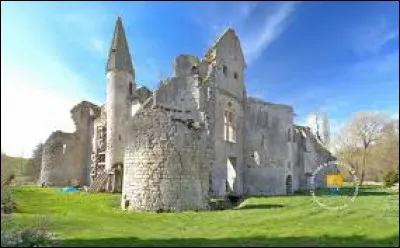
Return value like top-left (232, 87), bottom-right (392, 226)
top-left (293, 187), bottom-right (394, 197)
top-left (59, 235), bottom-right (399, 247)
top-left (234, 204), bottom-right (285, 210)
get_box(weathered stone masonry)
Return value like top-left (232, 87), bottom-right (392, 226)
top-left (123, 108), bottom-right (209, 212)
top-left (39, 101), bottom-right (97, 186)
top-left (39, 17), bottom-right (334, 212)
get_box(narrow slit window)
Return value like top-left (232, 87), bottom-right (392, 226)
top-left (62, 144), bottom-right (67, 154)
top-left (223, 65), bottom-right (228, 76)
top-left (261, 134), bottom-right (264, 147)
top-left (129, 82), bottom-right (133, 96)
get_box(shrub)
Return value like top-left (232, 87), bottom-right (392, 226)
top-left (1, 172), bottom-right (16, 214)
top-left (1, 215), bottom-right (56, 247)
top-left (1, 187), bottom-right (16, 214)
top-left (383, 169), bottom-right (399, 188)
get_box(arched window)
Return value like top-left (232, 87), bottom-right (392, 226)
top-left (234, 72), bottom-right (238, 80)
top-left (223, 65), bottom-right (228, 76)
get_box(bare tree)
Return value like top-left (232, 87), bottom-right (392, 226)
top-left (334, 112), bottom-right (389, 185)
top-left (370, 119), bottom-right (399, 174)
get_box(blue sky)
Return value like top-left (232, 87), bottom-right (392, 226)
top-left (1, 1), bottom-right (399, 157)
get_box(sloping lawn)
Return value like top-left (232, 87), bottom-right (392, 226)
top-left (10, 186), bottom-right (399, 247)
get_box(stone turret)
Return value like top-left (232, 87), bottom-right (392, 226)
top-left (319, 112), bottom-right (330, 147)
top-left (307, 113), bottom-right (319, 140)
top-left (106, 17), bottom-right (134, 75)
top-left (105, 17), bottom-right (135, 191)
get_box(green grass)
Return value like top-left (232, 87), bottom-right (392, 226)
top-left (1, 155), bottom-right (29, 175)
top-left (9, 186), bottom-right (399, 247)
top-left (1, 154), bottom-right (34, 185)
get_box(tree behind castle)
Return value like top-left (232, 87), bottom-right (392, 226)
top-left (24, 143), bottom-right (44, 183)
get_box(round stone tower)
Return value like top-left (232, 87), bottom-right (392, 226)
top-left (122, 109), bottom-right (210, 212)
top-left (105, 16), bottom-right (135, 180)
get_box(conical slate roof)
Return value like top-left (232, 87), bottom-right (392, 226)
top-left (106, 17), bottom-right (134, 75)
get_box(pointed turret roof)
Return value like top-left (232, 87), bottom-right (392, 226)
top-left (106, 17), bottom-right (134, 75)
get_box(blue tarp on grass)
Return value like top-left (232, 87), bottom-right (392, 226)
top-left (57, 186), bottom-right (79, 193)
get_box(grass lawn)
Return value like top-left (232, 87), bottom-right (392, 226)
top-left (9, 186), bottom-right (399, 247)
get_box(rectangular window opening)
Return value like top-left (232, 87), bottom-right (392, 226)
top-left (224, 111), bottom-right (236, 143)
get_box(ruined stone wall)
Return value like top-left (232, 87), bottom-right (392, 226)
top-left (136, 86), bottom-right (152, 104)
top-left (287, 132), bottom-right (301, 192)
top-left (93, 105), bottom-right (107, 148)
top-left (39, 101), bottom-right (98, 186)
top-left (243, 98), bottom-right (294, 195)
top-left (39, 131), bottom-right (81, 186)
top-left (122, 108), bottom-right (209, 212)
top-left (206, 31), bottom-right (246, 197)
top-left (211, 92), bottom-right (244, 196)
top-left (306, 131), bottom-right (334, 189)
top-left (153, 77), bottom-right (200, 111)
top-left (71, 101), bottom-right (98, 185)
top-left (92, 105), bottom-right (107, 179)
top-left (293, 126), bottom-right (333, 190)
top-left (154, 56), bottom-right (202, 113)
top-left (198, 65), bottom-right (217, 197)
top-left (93, 105), bottom-right (106, 151)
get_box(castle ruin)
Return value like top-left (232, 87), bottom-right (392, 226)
top-left (39, 17), bottom-right (333, 212)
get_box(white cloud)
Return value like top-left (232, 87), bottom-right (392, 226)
top-left (0, 5), bottom-right (142, 158)
top-left (1, 72), bottom-right (79, 158)
top-left (193, 1), bottom-right (300, 65)
top-left (1, 58), bottom-right (96, 158)
top-left (352, 17), bottom-right (399, 57)
top-left (242, 1), bottom-right (300, 64)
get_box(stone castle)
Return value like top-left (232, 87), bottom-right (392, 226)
top-left (39, 17), bottom-right (333, 212)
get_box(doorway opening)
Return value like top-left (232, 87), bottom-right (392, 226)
top-left (286, 175), bottom-right (293, 195)
top-left (226, 157), bottom-right (237, 194)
